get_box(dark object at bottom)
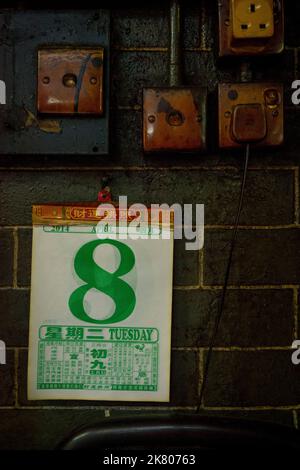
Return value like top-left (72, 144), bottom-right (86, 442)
top-left (60, 414), bottom-right (300, 450)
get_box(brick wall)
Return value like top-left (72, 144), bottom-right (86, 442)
top-left (0, 1), bottom-right (299, 449)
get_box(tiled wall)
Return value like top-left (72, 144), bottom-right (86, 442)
top-left (0, 1), bottom-right (299, 449)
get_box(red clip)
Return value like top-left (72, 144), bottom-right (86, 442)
top-left (98, 186), bottom-right (112, 203)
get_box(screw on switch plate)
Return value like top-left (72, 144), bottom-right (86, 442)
top-left (218, 0), bottom-right (284, 56)
top-left (37, 47), bottom-right (104, 115)
top-left (143, 87), bottom-right (207, 152)
top-left (218, 83), bottom-right (284, 148)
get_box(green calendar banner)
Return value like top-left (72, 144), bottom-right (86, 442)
top-left (28, 203), bottom-right (174, 402)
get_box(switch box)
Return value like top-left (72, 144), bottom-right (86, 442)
top-left (143, 87), bottom-right (207, 153)
top-left (0, 9), bottom-right (110, 155)
top-left (218, 82), bottom-right (283, 148)
top-left (219, 0), bottom-right (284, 56)
top-left (38, 47), bottom-right (104, 115)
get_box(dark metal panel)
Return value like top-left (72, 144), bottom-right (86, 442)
top-left (0, 9), bottom-right (110, 155)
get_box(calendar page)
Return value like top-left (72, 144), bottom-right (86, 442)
top-left (28, 204), bottom-right (173, 402)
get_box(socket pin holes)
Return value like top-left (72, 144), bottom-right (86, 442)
top-left (232, 0), bottom-right (274, 39)
top-left (218, 0), bottom-right (284, 56)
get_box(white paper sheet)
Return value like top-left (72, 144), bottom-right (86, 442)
top-left (28, 219), bottom-right (173, 402)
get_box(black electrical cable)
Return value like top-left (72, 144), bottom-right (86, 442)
top-left (196, 143), bottom-right (250, 412)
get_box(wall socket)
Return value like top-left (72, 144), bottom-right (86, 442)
top-left (232, 0), bottom-right (274, 39)
top-left (219, 0), bottom-right (284, 56)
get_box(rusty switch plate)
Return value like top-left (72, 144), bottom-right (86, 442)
top-left (37, 47), bottom-right (104, 115)
top-left (143, 88), bottom-right (207, 153)
top-left (0, 9), bottom-right (110, 155)
top-left (219, 83), bottom-right (283, 148)
top-left (218, 0), bottom-right (284, 56)
top-left (231, 103), bottom-right (267, 143)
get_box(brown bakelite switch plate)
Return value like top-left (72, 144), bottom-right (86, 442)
top-left (219, 83), bottom-right (284, 148)
top-left (218, 0), bottom-right (284, 56)
top-left (37, 47), bottom-right (104, 115)
top-left (143, 87), bottom-right (207, 153)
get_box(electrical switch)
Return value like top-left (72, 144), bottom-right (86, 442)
top-left (218, 82), bottom-right (283, 148)
top-left (143, 0), bottom-right (207, 153)
top-left (143, 88), bottom-right (207, 153)
top-left (231, 104), bottom-right (267, 142)
top-left (37, 47), bottom-right (104, 115)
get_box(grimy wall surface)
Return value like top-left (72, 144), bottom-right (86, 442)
top-left (0, 1), bottom-right (299, 449)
